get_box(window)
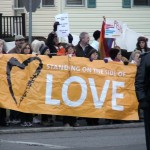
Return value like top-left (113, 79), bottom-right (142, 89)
top-left (14, 0), bottom-right (24, 8)
top-left (14, 0), bottom-right (55, 8)
top-left (66, 0), bottom-right (85, 7)
top-left (42, 0), bottom-right (54, 7)
top-left (134, 0), bottom-right (150, 6)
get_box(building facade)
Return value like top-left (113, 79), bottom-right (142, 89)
top-left (0, 0), bottom-right (150, 40)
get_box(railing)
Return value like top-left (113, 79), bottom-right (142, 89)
top-left (0, 13), bottom-right (26, 39)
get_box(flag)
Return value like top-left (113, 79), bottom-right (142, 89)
top-left (99, 19), bottom-right (115, 59)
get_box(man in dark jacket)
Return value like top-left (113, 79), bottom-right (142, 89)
top-left (75, 32), bottom-right (93, 57)
top-left (135, 51), bottom-right (150, 150)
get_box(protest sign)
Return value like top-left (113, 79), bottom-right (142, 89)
top-left (105, 19), bottom-right (123, 38)
top-left (55, 13), bottom-right (70, 37)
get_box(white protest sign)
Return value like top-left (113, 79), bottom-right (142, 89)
top-left (115, 24), bottom-right (150, 52)
top-left (55, 13), bottom-right (70, 37)
top-left (105, 19), bottom-right (123, 38)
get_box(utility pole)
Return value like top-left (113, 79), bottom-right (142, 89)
top-left (29, 0), bottom-right (32, 44)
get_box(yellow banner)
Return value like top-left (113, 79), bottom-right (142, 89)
top-left (0, 54), bottom-right (138, 120)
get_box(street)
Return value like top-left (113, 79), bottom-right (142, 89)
top-left (0, 126), bottom-right (146, 150)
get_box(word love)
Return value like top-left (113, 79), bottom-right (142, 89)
top-left (45, 74), bottom-right (124, 111)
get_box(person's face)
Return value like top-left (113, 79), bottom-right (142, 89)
top-left (44, 49), bottom-right (50, 55)
top-left (23, 45), bottom-right (31, 54)
top-left (15, 39), bottom-right (25, 47)
top-left (134, 53), bottom-right (140, 63)
top-left (82, 34), bottom-right (90, 45)
top-left (91, 52), bottom-right (98, 60)
top-left (67, 47), bottom-right (74, 54)
top-left (116, 51), bottom-right (122, 60)
top-left (139, 41), bottom-right (145, 49)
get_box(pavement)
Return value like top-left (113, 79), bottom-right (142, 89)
top-left (0, 118), bottom-right (144, 134)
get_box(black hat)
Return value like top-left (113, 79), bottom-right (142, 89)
top-left (39, 45), bottom-right (49, 55)
top-left (109, 48), bottom-right (120, 60)
top-left (137, 36), bottom-right (148, 42)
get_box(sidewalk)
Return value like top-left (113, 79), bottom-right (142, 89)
top-left (0, 119), bottom-right (144, 134)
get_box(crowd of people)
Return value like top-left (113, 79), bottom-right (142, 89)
top-left (0, 22), bottom-right (149, 128)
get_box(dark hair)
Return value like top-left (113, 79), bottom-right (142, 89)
top-left (93, 30), bottom-right (101, 40)
top-left (136, 36), bottom-right (148, 52)
top-left (65, 43), bottom-right (75, 53)
top-left (109, 48), bottom-right (120, 60)
top-left (21, 43), bottom-right (32, 54)
top-left (46, 32), bottom-right (57, 47)
top-left (87, 48), bottom-right (98, 58)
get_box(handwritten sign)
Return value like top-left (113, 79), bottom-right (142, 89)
top-left (55, 13), bottom-right (70, 37)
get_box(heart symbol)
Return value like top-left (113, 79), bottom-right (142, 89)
top-left (6, 57), bottom-right (43, 106)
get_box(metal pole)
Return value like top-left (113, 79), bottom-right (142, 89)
top-left (29, 0), bottom-right (32, 44)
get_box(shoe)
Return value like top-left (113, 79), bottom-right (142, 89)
top-left (64, 123), bottom-right (71, 127)
top-left (20, 122), bottom-right (28, 127)
top-left (27, 122), bottom-right (33, 127)
top-left (33, 116), bottom-right (41, 124)
top-left (72, 123), bottom-right (80, 127)
top-left (42, 121), bottom-right (51, 127)
top-left (8, 119), bottom-right (21, 125)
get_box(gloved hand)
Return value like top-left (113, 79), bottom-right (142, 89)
top-left (123, 61), bottom-right (129, 65)
top-left (103, 58), bottom-right (108, 63)
top-left (53, 22), bottom-right (60, 32)
top-left (68, 33), bottom-right (73, 44)
top-left (89, 57), bottom-right (94, 62)
top-left (47, 53), bottom-right (53, 58)
top-left (139, 99), bottom-right (149, 110)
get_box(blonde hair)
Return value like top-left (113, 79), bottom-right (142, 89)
top-left (129, 50), bottom-right (141, 62)
top-left (0, 39), bottom-right (7, 52)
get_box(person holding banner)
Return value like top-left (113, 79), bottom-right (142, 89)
top-left (8, 35), bottom-right (25, 54)
top-left (65, 43), bottom-right (76, 57)
top-left (109, 48), bottom-right (122, 62)
top-left (19, 43), bottom-right (33, 127)
top-left (135, 51), bottom-right (150, 150)
top-left (7, 35), bottom-right (26, 126)
top-left (75, 32), bottom-right (93, 58)
top-left (0, 40), bottom-right (7, 126)
top-left (0, 39), bottom-right (7, 53)
top-left (130, 50), bottom-right (141, 66)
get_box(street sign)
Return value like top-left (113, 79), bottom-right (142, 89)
top-left (23, 0), bottom-right (41, 12)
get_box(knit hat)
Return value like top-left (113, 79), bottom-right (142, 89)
top-left (87, 49), bottom-right (97, 58)
top-left (39, 45), bottom-right (49, 55)
top-left (137, 36), bottom-right (148, 42)
top-left (109, 48), bottom-right (120, 60)
top-left (15, 35), bottom-right (25, 41)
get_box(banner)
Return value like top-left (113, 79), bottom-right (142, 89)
top-left (0, 54), bottom-right (139, 120)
